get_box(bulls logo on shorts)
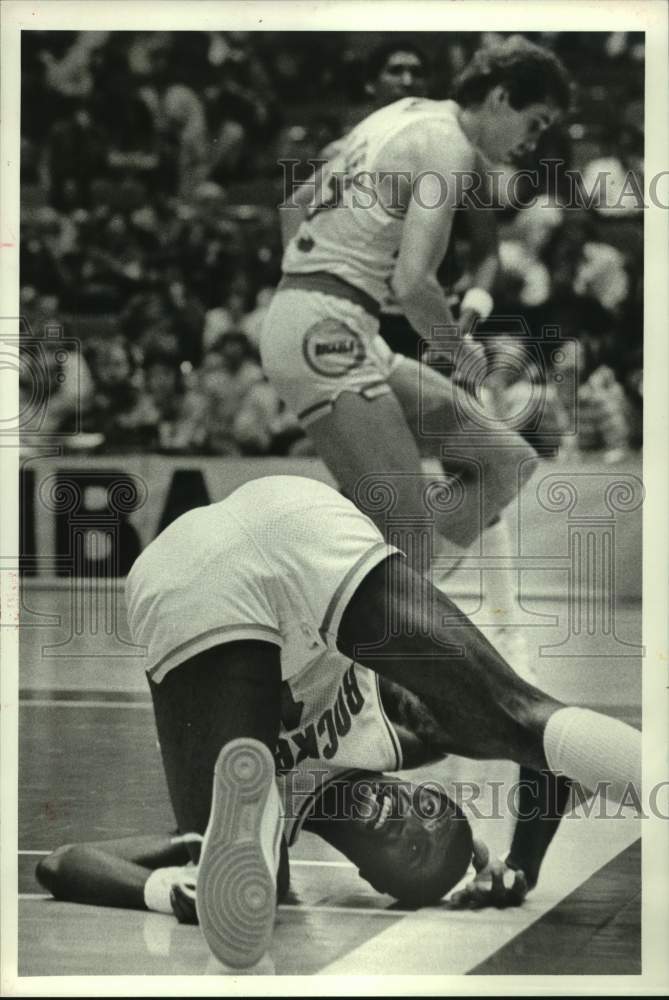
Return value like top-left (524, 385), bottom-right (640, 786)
top-left (302, 319), bottom-right (367, 378)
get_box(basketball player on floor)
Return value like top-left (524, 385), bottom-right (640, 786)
top-left (92, 476), bottom-right (641, 968)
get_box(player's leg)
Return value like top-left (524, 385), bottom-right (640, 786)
top-left (37, 838), bottom-right (197, 921)
top-left (149, 640), bottom-right (283, 968)
top-left (305, 389), bottom-right (461, 567)
top-left (36, 843), bottom-right (158, 910)
top-left (389, 353), bottom-right (536, 675)
top-left (337, 556), bottom-right (641, 800)
top-left (261, 288), bottom-right (500, 570)
top-left (149, 641), bottom-right (280, 835)
top-left (388, 355), bottom-right (539, 542)
top-left (36, 833), bottom-right (200, 914)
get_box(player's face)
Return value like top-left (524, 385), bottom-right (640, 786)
top-left (336, 777), bottom-right (458, 885)
top-left (477, 90), bottom-right (560, 164)
top-left (372, 52), bottom-right (427, 105)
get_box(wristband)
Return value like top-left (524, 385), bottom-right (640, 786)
top-left (461, 287), bottom-right (494, 321)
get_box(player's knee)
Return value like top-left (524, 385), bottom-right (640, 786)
top-left (508, 684), bottom-right (564, 767)
top-left (35, 844), bottom-right (73, 896)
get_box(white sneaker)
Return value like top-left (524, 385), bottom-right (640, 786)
top-left (196, 738), bottom-right (282, 969)
top-left (488, 626), bottom-right (536, 685)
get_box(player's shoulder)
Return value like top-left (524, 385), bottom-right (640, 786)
top-left (378, 99), bottom-right (475, 173)
top-left (319, 136), bottom-right (346, 161)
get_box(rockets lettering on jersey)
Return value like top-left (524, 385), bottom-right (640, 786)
top-left (274, 649), bottom-right (401, 775)
top-left (275, 662), bottom-right (366, 771)
top-left (274, 652), bottom-right (402, 846)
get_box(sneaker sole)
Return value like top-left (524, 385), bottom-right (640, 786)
top-left (196, 738), bottom-right (279, 969)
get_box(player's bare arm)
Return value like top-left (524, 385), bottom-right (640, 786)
top-left (378, 675), bottom-right (572, 907)
top-left (459, 153), bottom-right (499, 333)
top-left (386, 120), bottom-right (474, 339)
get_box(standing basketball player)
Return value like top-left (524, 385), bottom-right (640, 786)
top-left (262, 35), bottom-right (571, 581)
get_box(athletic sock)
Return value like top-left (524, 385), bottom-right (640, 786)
top-left (144, 864), bottom-right (195, 914)
top-left (543, 706), bottom-right (641, 804)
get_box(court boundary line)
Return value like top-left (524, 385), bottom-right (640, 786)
top-left (19, 850), bottom-right (354, 868)
top-left (18, 893), bottom-right (408, 916)
top-left (17, 698), bottom-right (642, 731)
top-left (20, 699), bottom-right (152, 709)
top-left (317, 822), bottom-right (641, 975)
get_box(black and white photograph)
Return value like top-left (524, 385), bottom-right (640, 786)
top-left (1, 0), bottom-right (667, 993)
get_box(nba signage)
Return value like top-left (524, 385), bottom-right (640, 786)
top-left (20, 455), bottom-right (336, 578)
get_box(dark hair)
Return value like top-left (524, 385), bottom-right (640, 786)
top-left (216, 331), bottom-right (253, 354)
top-left (452, 35), bottom-right (572, 111)
top-left (366, 40), bottom-right (428, 84)
top-left (359, 794), bottom-right (474, 907)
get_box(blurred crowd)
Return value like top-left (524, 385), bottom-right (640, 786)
top-left (20, 30), bottom-right (644, 457)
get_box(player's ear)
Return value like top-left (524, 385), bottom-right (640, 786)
top-left (364, 81), bottom-right (377, 98)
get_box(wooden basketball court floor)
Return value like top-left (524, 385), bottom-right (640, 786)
top-left (16, 589), bottom-right (642, 979)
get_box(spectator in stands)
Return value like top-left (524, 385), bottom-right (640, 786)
top-left (207, 45), bottom-right (278, 182)
top-left (83, 336), bottom-right (157, 450)
top-left (580, 108), bottom-right (644, 220)
top-left (87, 38), bottom-right (159, 169)
top-left (120, 276), bottom-right (206, 366)
top-left (364, 40), bottom-right (429, 104)
top-left (142, 351), bottom-right (208, 453)
top-left (38, 30), bottom-right (108, 100)
top-left (573, 242), bottom-right (630, 314)
top-left (577, 365), bottom-right (631, 462)
top-left (202, 286), bottom-right (251, 352)
top-left (199, 332), bottom-right (264, 454)
top-left (20, 207), bottom-right (76, 298)
top-left (19, 333), bottom-right (94, 439)
top-left (43, 99), bottom-right (109, 211)
top-left (137, 37), bottom-right (210, 199)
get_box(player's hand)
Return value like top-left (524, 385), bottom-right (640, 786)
top-left (446, 839), bottom-right (530, 910)
top-left (453, 312), bottom-right (487, 399)
top-left (459, 307), bottom-right (482, 339)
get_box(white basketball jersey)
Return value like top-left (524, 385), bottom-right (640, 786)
top-left (276, 649), bottom-right (403, 844)
top-left (282, 98), bottom-right (471, 308)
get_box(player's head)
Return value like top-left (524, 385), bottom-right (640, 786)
top-left (365, 41), bottom-right (429, 105)
top-left (453, 35), bottom-right (572, 163)
top-left (317, 773), bottom-right (473, 906)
